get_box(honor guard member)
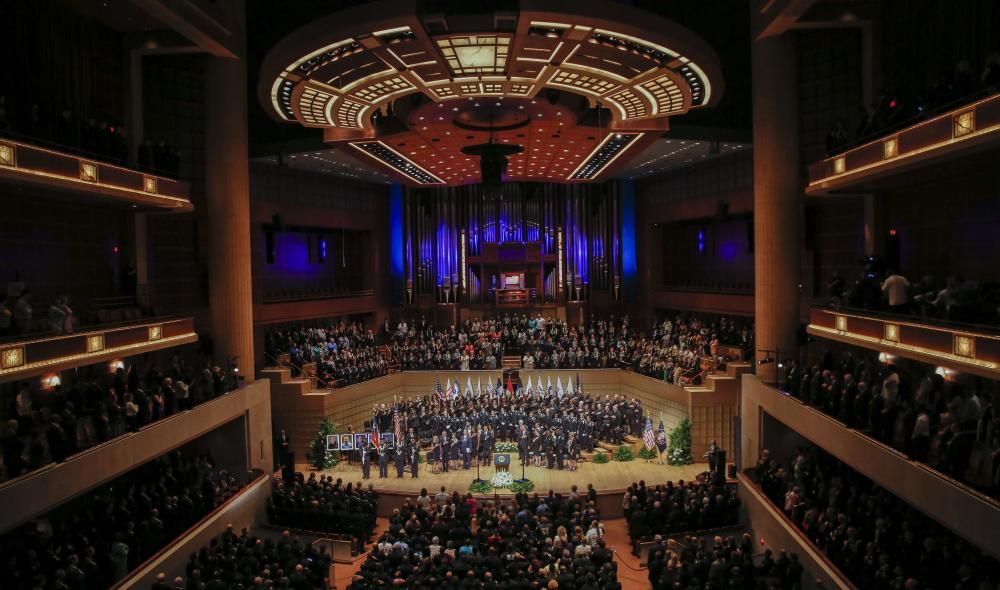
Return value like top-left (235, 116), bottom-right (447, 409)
top-left (440, 432), bottom-right (450, 472)
top-left (409, 443), bottom-right (420, 478)
top-left (378, 444), bottom-right (390, 479)
top-left (360, 439), bottom-right (372, 479)
top-left (394, 442), bottom-right (406, 478)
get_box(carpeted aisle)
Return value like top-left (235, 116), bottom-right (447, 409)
top-left (602, 518), bottom-right (652, 590)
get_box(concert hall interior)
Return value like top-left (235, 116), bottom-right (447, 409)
top-left (2, 1), bottom-right (1000, 589)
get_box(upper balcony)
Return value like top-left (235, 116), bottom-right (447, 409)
top-left (806, 91), bottom-right (1000, 197)
top-left (807, 306), bottom-right (1000, 380)
top-left (0, 316), bottom-right (197, 383)
top-left (0, 134), bottom-right (192, 211)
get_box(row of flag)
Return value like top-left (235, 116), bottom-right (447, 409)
top-left (433, 372), bottom-right (583, 400)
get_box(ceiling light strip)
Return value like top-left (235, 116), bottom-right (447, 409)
top-left (568, 133), bottom-right (643, 180)
top-left (349, 141), bottom-right (444, 184)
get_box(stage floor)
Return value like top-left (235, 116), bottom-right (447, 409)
top-left (301, 459), bottom-right (708, 496)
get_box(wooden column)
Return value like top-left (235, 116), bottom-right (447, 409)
top-left (205, 50), bottom-right (254, 371)
top-left (752, 32), bottom-right (801, 380)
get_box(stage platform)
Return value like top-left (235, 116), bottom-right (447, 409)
top-left (299, 460), bottom-right (709, 518)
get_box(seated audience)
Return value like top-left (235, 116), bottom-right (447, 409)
top-left (647, 533), bottom-right (803, 590)
top-left (267, 473), bottom-right (378, 545)
top-left (783, 348), bottom-right (999, 495)
top-left (0, 358), bottom-right (234, 482)
top-left (756, 445), bottom-right (999, 589)
top-left (0, 449), bottom-right (247, 589)
top-left (347, 486), bottom-right (620, 590)
top-left (162, 528), bottom-right (332, 590)
top-left (623, 478), bottom-right (741, 551)
top-left (266, 321), bottom-right (388, 387)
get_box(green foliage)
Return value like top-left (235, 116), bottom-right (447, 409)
top-left (613, 445), bottom-right (634, 462)
top-left (638, 447), bottom-right (658, 460)
top-left (593, 451), bottom-right (610, 464)
top-left (668, 417), bottom-right (694, 466)
top-left (307, 418), bottom-right (340, 471)
top-left (469, 479), bottom-right (493, 494)
top-left (510, 479), bottom-right (535, 494)
top-left (494, 442), bottom-right (519, 453)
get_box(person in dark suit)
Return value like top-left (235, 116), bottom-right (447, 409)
top-left (410, 443), bottom-right (420, 478)
top-left (377, 443), bottom-right (390, 478)
top-left (461, 431), bottom-right (473, 470)
top-left (440, 432), bottom-right (450, 472)
top-left (394, 443), bottom-right (406, 478)
top-left (360, 441), bottom-right (372, 479)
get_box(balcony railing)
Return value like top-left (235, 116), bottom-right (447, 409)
top-left (807, 91), bottom-right (1000, 196)
top-left (807, 306), bottom-right (1000, 379)
top-left (0, 134), bottom-right (191, 210)
top-left (0, 316), bottom-right (198, 383)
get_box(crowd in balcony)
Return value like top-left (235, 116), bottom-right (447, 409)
top-left (0, 357), bottom-right (234, 482)
top-left (0, 449), bottom-right (247, 590)
top-left (783, 349), bottom-right (999, 494)
top-left (631, 315), bottom-right (753, 385)
top-left (387, 315), bottom-right (507, 370)
top-left (647, 534), bottom-right (804, 590)
top-left (267, 473), bottom-right (378, 546)
top-left (0, 94), bottom-right (181, 177)
top-left (827, 262), bottom-right (1000, 326)
top-left (755, 445), bottom-right (999, 589)
top-left (0, 289), bottom-right (80, 339)
top-left (266, 321), bottom-right (388, 387)
top-left (347, 486), bottom-right (620, 590)
top-left (825, 52), bottom-right (1000, 155)
top-left (624, 479), bottom-right (742, 553)
top-left (158, 528), bottom-right (333, 590)
top-left (0, 287), bottom-right (153, 341)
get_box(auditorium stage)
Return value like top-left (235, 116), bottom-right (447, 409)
top-left (300, 459), bottom-right (708, 516)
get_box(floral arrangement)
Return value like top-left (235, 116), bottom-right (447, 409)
top-left (613, 445), bottom-right (634, 462)
top-left (667, 417), bottom-right (694, 466)
top-left (307, 418), bottom-right (339, 470)
top-left (593, 451), bottom-right (610, 464)
top-left (510, 479), bottom-right (535, 494)
top-left (494, 442), bottom-right (519, 453)
top-left (638, 447), bottom-right (659, 460)
top-left (469, 479), bottom-right (492, 494)
top-left (490, 471), bottom-right (514, 488)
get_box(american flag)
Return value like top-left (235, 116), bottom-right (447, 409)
top-left (643, 418), bottom-right (656, 450)
top-left (434, 374), bottom-right (444, 401)
top-left (393, 404), bottom-right (403, 446)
